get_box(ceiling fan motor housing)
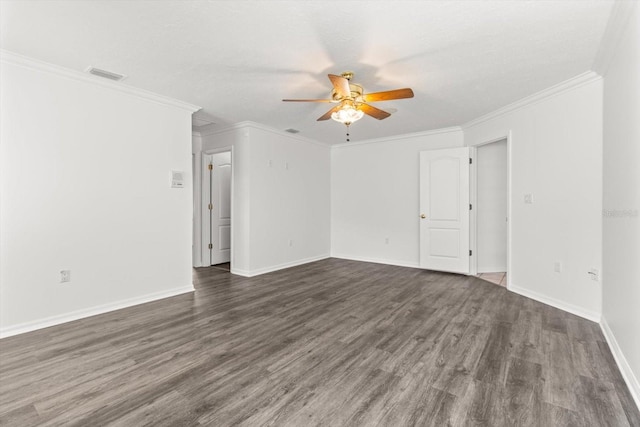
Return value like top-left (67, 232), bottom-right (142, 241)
top-left (331, 83), bottom-right (363, 102)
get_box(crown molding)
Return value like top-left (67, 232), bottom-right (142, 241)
top-left (240, 121), bottom-right (331, 147)
top-left (592, 0), bottom-right (638, 76)
top-left (462, 71), bottom-right (602, 130)
top-left (198, 121), bottom-right (330, 148)
top-left (194, 121), bottom-right (254, 138)
top-left (0, 50), bottom-right (201, 113)
top-left (331, 126), bottom-right (463, 149)
top-left (194, 123), bottom-right (236, 137)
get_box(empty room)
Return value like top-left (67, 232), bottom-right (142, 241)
top-left (1, 1), bottom-right (639, 425)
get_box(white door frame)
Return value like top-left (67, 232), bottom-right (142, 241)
top-left (199, 146), bottom-right (234, 267)
top-left (469, 132), bottom-right (512, 288)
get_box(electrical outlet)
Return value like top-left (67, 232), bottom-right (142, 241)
top-left (554, 262), bottom-right (562, 273)
top-left (60, 270), bottom-right (71, 283)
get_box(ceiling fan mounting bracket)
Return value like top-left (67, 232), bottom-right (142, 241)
top-left (341, 71), bottom-right (354, 81)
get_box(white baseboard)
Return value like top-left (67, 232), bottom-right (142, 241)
top-left (0, 285), bottom-right (195, 339)
top-left (600, 317), bottom-right (640, 411)
top-left (477, 266), bottom-right (508, 274)
top-left (232, 254), bottom-right (331, 277)
top-left (331, 254), bottom-right (420, 269)
top-left (508, 283), bottom-right (601, 323)
top-left (230, 267), bottom-right (252, 277)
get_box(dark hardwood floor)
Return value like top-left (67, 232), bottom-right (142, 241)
top-left (1, 258), bottom-right (638, 426)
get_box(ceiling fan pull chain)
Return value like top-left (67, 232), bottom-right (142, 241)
top-left (346, 123), bottom-right (350, 142)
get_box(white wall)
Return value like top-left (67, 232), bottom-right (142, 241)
top-left (464, 75), bottom-right (603, 321)
top-left (601, 2), bottom-right (640, 407)
top-left (331, 129), bottom-right (464, 267)
top-left (476, 140), bottom-right (508, 273)
top-left (0, 53), bottom-right (199, 336)
top-left (199, 123), bottom-right (331, 276)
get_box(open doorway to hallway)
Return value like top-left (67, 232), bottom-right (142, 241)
top-left (475, 139), bottom-right (508, 286)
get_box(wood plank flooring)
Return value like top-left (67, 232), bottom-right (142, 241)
top-left (1, 258), bottom-right (638, 426)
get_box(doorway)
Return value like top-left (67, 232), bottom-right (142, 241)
top-left (474, 139), bottom-right (508, 286)
top-left (202, 150), bottom-right (232, 267)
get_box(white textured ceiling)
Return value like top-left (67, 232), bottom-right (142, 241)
top-left (1, 0), bottom-right (613, 144)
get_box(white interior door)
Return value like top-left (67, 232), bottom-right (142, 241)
top-left (420, 147), bottom-right (470, 274)
top-left (203, 152), bottom-right (231, 265)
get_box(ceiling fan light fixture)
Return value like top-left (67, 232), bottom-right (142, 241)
top-left (331, 104), bottom-right (364, 125)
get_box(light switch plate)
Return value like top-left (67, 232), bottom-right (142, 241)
top-left (171, 170), bottom-right (184, 188)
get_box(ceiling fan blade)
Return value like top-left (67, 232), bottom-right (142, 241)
top-left (282, 98), bottom-right (334, 102)
top-left (360, 103), bottom-right (391, 120)
top-left (317, 105), bottom-right (342, 121)
top-left (362, 88), bottom-right (414, 102)
top-left (328, 74), bottom-right (351, 99)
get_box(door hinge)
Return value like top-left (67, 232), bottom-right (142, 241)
top-left (208, 243), bottom-right (213, 249)
top-left (469, 158), bottom-right (472, 164)
top-left (469, 204), bottom-right (472, 210)
top-left (469, 250), bottom-right (472, 256)
top-left (208, 164), bottom-right (213, 171)
top-left (208, 203), bottom-right (213, 210)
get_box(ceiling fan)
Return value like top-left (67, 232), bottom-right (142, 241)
top-left (283, 71), bottom-right (414, 128)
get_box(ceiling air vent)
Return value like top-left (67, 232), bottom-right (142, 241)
top-left (85, 66), bottom-right (126, 82)
top-left (285, 128), bottom-right (300, 134)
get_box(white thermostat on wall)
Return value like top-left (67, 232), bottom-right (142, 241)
top-left (171, 170), bottom-right (184, 188)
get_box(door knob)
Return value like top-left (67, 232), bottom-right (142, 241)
top-left (420, 214), bottom-right (426, 219)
